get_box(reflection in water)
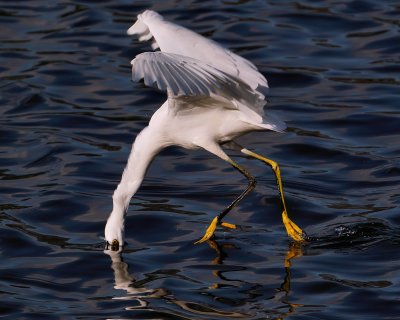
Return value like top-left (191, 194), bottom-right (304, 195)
top-left (104, 249), bottom-right (167, 309)
top-left (279, 243), bottom-right (306, 319)
top-left (104, 246), bottom-right (247, 318)
top-left (2, 0), bottom-right (400, 318)
top-left (105, 241), bottom-right (306, 319)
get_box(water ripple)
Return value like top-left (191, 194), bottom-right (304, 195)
top-left (1, 1), bottom-right (399, 319)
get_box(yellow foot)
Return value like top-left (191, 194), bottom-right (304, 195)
top-left (220, 222), bottom-right (236, 229)
top-left (195, 216), bottom-right (219, 244)
top-left (195, 217), bottom-right (237, 244)
top-left (282, 210), bottom-right (305, 242)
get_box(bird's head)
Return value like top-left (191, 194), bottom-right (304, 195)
top-left (105, 215), bottom-right (125, 251)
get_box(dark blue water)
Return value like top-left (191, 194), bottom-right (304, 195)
top-left (1, 1), bottom-right (399, 319)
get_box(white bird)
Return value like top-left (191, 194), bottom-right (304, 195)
top-left (105, 10), bottom-right (305, 251)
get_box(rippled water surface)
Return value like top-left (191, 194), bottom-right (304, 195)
top-left (1, 1), bottom-right (399, 319)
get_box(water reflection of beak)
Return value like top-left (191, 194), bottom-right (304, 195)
top-left (104, 248), bottom-right (247, 317)
top-left (104, 249), bottom-right (166, 307)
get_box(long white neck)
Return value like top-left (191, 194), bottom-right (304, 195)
top-left (105, 126), bottom-right (165, 244)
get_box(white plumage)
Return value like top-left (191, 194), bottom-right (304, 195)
top-left (104, 10), bottom-right (304, 250)
top-left (128, 10), bottom-right (269, 93)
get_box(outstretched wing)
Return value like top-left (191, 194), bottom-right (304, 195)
top-left (127, 10), bottom-right (269, 101)
top-left (131, 51), bottom-right (267, 123)
top-left (131, 52), bottom-right (254, 99)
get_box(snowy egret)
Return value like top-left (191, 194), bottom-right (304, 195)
top-left (105, 10), bottom-right (305, 250)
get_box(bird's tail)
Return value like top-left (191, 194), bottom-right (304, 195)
top-left (259, 113), bottom-right (287, 133)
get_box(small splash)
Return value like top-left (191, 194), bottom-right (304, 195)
top-left (334, 224), bottom-right (358, 237)
top-left (304, 218), bottom-right (396, 251)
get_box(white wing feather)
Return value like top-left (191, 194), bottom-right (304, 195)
top-left (127, 10), bottom-right (269, 101)
top-left (131, 52), bottom-right (274, 125)
top-left (128, 10), bottom-right (286, 132)
top-left (131, 52), bottom-right (253, 98)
